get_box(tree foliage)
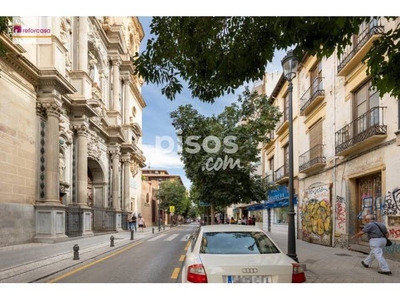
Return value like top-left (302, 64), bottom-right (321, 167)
top-left (0, 17), bottom-right (12, 55)
top-left (155, 180), bottom-right (189, 216)
top-left (134, 16), bottom-right (400, 102)
top-left (170, 88), bottom-right (278, 213)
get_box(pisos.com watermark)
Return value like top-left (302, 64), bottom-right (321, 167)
top-left (155, 133), bottom-right (243, 171)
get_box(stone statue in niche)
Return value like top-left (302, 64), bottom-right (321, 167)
top-left (88, 51), bottom-right (100, 87)
top-left (59, 152), bottom-right (66, 182)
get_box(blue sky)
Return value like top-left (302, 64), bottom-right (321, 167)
top-left (138, 17), bottom-right (286, 189)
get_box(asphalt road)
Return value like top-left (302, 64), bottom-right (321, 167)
top-left (45, 226), bottom-right (196, 283)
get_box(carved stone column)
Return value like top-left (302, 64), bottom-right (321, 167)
top-left (112, 58), bottom-right (121, 112)
top-left (34, 100), bottom-right (68, 243)
top-left (69, 122), bottom-right (93, 237)
top-left (74, 124), bottom-right (89, 207)
top-left (121, 155), bottom-right (131, 211)
top-left (109, 148), bottom-right (121, 210)
top-left (122, 75), bottom-right (130, 125)
top-left (42, 101), bottom-right (62, 203)
top-left (78, 16), bottom-right (88, 72)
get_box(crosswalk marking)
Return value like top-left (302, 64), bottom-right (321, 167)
top-left (180, 234), bottom-right (191, 242)
top-left (164, 234), bottom-right (179, 241)
top-left (147, 233), bottom-right (193, 242)
top-left (148, 234), bottom-right (167, 241)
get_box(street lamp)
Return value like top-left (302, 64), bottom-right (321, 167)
top-left (281, 49), bottom-right (299, 262)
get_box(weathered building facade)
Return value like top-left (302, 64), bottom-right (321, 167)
top-left (261, 17), bottom-right (400, 260)
top-left (0, 16), bottom-right (146, 247)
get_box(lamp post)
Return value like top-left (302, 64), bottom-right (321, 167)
top-left (281, 49), bottom-right (299, 262)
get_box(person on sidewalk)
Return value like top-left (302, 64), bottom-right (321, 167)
top-left (128, 212), bottom-right (134, 231)
top-left (350, 214), bottom-right (392, 275)
top-left (131, 214), bottom-right (137, 232)
top-left (138, 215), bottom-right (146, 232)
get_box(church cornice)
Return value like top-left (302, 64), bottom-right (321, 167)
top-left (38, 69), bottom-right (77, 95)
top-left (0, 36), bottom-right (40, 86)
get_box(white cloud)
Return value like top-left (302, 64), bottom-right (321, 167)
top-left (142, 144), bottom-right (184, 169)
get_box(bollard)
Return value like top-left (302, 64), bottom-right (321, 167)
top-left (163, 225), bottom-right (165, 230)
top-left (152, 227), bottom-right (154, 234)
top-left (158, 225), bottom-right (161, 232)
top-left (130, 230), bottom-right (134, 240)
top-left (110, 235), bottom-right (115, 247)
top-left (73, 244), bottom-right (80, 260)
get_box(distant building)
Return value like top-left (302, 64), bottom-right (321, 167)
top-left (141, 169), bottom-right (185, 225)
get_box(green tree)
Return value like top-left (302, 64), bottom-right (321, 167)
top-left (156, 180), bottom-right (188, 217)
top-left (134, 17), bottom-right (400, 102)
top-left (171, 88), bottom-right (277, 224)
top-left (0, 17), bottom-right (12, 55)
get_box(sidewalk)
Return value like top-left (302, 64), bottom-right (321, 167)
top-left (0, 225), bottom-right (172, 283)
top-left (266, 224), bottom-right (400, 283)
top-left (2, 224), bottom-right (399, 284)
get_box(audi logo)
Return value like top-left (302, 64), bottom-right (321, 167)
top-left (242, 268), bottom-right (258, 274)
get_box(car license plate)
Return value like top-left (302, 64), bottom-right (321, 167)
top-left (224, 275), bottom-right (272, 283)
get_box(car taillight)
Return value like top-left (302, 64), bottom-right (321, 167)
top-left (187, 264), bottom-right (208, 283)
top-left (292, 263), bottom-right (306, 283)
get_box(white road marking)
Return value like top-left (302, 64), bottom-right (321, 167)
top-left (164, 234), bottom-right (179, 241)
top-left (148, 234), bottom-right (167, 241)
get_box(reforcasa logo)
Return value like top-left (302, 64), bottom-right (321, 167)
top-left (13, 24), bottom-right (22, 33)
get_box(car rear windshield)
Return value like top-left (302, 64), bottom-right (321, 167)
top-left (200, 231), bottom-right (280, 254)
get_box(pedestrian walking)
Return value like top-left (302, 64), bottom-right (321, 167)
top-left (128, 212), bottom-right (134, 231)
top-left (138, 215), bottom-right (145, 232)
top-left (350, 214), bottom-right (392, 275)
top-left (131, 214), bottom-right (137, 232)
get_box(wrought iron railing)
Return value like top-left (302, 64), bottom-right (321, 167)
top-left (275, 163), bottom-right (288, 182)
top-left (299, 144), bottom-right (326, 172)
top-left (300, 77), bottom-right (325, 114)
top-left (335, 106), bottom-right (387, 154)
top-left (337, 18), bottom-right (383, 74)
top-left (276, 114), bottom-right (287, 131)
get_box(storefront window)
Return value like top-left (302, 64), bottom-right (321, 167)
top-left (275, 207), bottom-right (289, 223)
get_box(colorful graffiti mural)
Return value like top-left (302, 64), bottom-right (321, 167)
top-left (301, 184), bottom-right (332, 246)
top-left (335, 196), bottom-right (346, 233)
top-left (383, 188), bottom-right (400, 216)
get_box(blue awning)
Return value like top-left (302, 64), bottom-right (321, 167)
top-left (265, 196), bottom-right (297, 209)
top-left (247, 204), bottom-right (265, 211)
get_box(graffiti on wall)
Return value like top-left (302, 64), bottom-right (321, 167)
top-left (334, 234), bottom-right (349, 249)
top-left (383, 188), bottom-right (400, 216)
top-left (301, 184), bottom-right (332, 246)
top-left (389, 228), bottom-right (400, 239)
top-left (335, 196), bottom-right (346, 233)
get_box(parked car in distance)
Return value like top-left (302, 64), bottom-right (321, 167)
top-left (182, 225), bottom-right (306, 283)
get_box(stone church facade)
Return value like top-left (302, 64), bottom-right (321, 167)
top-left (0, 16), bottom-right (146, 246)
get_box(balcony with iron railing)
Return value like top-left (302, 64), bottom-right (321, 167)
top-left (299, 77), bottom-right (325, 116)
top-left (335, 106), bottom-right (387, 156)
top-left (263, 131), bottom-right (276, 151)
top-left (299, 144), bottom-right (326, 173)
top-left (274, 163), bottom-right (289, 184)
top-left (337, 18), bottom-right (384, 76)
top-left (275, 114), bottom-right (288, 136)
